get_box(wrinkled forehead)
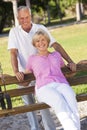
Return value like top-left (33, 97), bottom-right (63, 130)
top-left (17, 7), bottom-right (31, 18)
top-left (18, 9), bottom-right (30, 16)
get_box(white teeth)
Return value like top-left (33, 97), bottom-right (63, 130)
top-left (39, 45), bottom-right (45, 48)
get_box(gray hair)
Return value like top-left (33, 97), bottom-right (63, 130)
top-left (17, 6), bottom-right (31, 15)
top-left (32, 29), bottom-right (50, 46)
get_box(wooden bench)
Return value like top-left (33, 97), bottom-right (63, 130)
top-left (0, 63), bottom-right (87, 117)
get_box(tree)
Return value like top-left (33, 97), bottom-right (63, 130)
top-left (4, 0), bottom-right (18, 26)
top-left (0, 0), bottom-right (13, 33)
top-left (76, 0), bottom-right (83, 21)
top-left (11, 0), bottom-right (19, 26)
top-left (68, 0), bottom-right (84, 21)
top-left (76, 1), bottom-right (81, 21)
top-left (25, 0), bottom-right (31, 8)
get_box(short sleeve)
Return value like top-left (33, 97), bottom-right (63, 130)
top-left (8, 28), bottom-right (18, 50)
top-left (55, 51), bottom-right (65, 67)
top-left (60, 56), bottom-right (65, 67)
top-left (59, 53), bottom-right (65, 67)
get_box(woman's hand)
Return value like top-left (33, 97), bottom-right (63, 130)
top-left (15, 71), bottom-right (24, 81)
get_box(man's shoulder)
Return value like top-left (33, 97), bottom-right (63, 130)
top-left (33, 23), bottom-right (45, 28)
top-left (32, 23), bottom-right (48, 33)
top-left (10, 25), bottom-right (21, 32)
top-left (9, 26), bottom-right (21, 35)
top-left (11, 25), bottom-right (21, 30)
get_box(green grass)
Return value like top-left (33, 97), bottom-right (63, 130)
top-left (72, 84), bottom-right (87, 95)
top-left (0, 22), bottom-right (87, 106)
top-left (50, 22), bottom-right (87, 62)
top-left (0, 37), bottom-right (13, 75)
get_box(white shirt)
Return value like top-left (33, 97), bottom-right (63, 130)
top-left (8, 23), bottom-right (56, 71)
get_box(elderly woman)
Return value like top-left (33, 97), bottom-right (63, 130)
top-left (24, 29), bottom-right (80, 130)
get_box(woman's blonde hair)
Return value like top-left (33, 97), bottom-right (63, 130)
top-left (32, 29), bottom-right (50, 46)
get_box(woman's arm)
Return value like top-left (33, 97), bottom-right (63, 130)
top-left (18, 69), bottom-right (32, 86)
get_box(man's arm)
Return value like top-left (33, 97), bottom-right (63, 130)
top-left (10, 49), bottom-right (18, 74)
top-left (10, 49), bottom-right (24, 81)
top-left (52, 42), bottom-right (76, 72)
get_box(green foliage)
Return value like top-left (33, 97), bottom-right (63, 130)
top-left (12, 97), bottom-right (24, 107)
top-left (0, 1), bottom-right (13, 33)
top-left (67, 0), bottom-right (76, 6)
top-left (0, 0), bottom-right (87, 32)
top-left (73, 84), bottom-right (87, 94)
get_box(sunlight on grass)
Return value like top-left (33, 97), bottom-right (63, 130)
top-left (50, 22), bottom-right (87, 63)
top-left (73, 84), bottom-right (87, 94)
top-left (0, 37), bottom-right (13, 75)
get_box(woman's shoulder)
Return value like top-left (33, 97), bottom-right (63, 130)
top-left (51, 51), bottom-right (61, 57)
top-left (27, 54), bottom-right (35, 61)
top-left (29, 54), bottom-right (42, 62)
top-left (29, 54), bottom-right (36, 59)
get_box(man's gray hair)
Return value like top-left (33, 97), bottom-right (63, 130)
top-left (17, 6), bottom-right (31, 15)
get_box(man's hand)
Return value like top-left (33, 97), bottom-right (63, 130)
top-left (67, 62), bottom-right (76, 72)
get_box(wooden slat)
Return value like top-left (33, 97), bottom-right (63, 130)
top-left (0, 74), bottom-right (87, 89)
top-left (0, 63), bottom-right (87, 117)
top-left (76, 93), bottom-right (87, 102)
top-left (0, 74), bottom-right (35, 86)
top-left (0, 103), bottom-right (49, 117)
top-left (67, 75), bottom-right (87, 85)
top-left (62, 63), bottom-right (87, 74)
top-left (6, 86), bottom-right (35, 97)
top-left (0, 93), bottom-right (87, 117)
top-left (0, 63), bottom-right (87, 86)
top-left (1, 75), bottom-right (87, 98)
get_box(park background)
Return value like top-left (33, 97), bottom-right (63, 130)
top-left (0, 0), bottom-right (87, 125)
top-left (0, 0), bottom-right (87, 108)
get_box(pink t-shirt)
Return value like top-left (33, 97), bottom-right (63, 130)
top-left (26, 51), bottom-right (69, 89)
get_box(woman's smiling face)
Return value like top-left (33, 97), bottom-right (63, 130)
top-left (34, 34), bottom-right (49, 52)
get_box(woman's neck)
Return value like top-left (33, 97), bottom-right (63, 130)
top-left (37, 50), bottom-right (50, 56)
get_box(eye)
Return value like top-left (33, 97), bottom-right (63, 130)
top-left (42, 39), bottom-right (44, 41)
top-left (36, 40), bottom-right (40, 42)
top-left (41, 38), bottom-right (45, 42)
top-left (20, 18), bottom-right (24, 20)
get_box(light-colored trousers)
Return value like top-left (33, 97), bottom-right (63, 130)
top-left (19, 81), bottom-right (56, 130)
top-left (36, 82), bottom-right (80, 130)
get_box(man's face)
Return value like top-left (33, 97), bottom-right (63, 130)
top-left (17, 9), bottom-right (31, 32)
